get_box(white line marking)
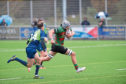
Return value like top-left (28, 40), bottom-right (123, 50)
top-left (116, 68), bottom-right (126, 71)
top-left (0, 49), bottom-right (25, 52)
top-left (31, 75), bottom-right (126, 84)
top-left (0, 44), bottom-right (126, 52)
top-left (0, 77), bottom-right (21, 80)
top-left (69, 44), bottom-right (126, 48)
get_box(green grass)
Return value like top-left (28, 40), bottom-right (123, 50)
top-left (0, 40), bottom-right (126, 84)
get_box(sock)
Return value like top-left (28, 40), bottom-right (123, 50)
top-left (15, 57), bottom-right (27, 67)
top-left (74, 64), bottom-right (79, 70)
top-left (33, 59), bottom-right (37, 65)
top-left (35, 65), bottom-right (40, 75)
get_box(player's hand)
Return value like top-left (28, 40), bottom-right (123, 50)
top-left (26, 40), bottom-right (30, 44)
top-left (44, 37), bottom-right (48, 43)
top-left (66, 34), bottom-right (72, 39)
top-left (66, 31), bottom-right (75, 39)
top-left (66, 33), bottom-right (72, 37)
top-left (51, 39), bottom-right (55, 44)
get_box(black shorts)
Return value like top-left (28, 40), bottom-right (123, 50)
top-left (50, 44), bottom-right (68, 54)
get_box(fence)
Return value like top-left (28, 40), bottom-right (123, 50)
top-left (0, 25), bottom-right (126, 40)
top-left (0, 0), bottom-right (126, 27)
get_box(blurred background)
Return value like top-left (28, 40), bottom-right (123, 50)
top-left (0, 0), bottom-right (126, 40)
top-left (0, 0), bottom-right (126, 26)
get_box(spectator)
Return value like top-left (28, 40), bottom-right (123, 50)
top-left (81, 17), bottom-right (90, 26)
top-left (98, 18), bottom-right (105, 39)
top-left (0, 19), bottom-right (7, 27)
top-left (0, 19), bottom-right (7, 40)
top-left (98, 18), bottom-right (105, 27)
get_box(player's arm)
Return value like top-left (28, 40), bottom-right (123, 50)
top-left (40, 37), bottom-right (47, 51)
top-left (44, 37), bottom-right (48, 43)
top-left (66, 30), bottom-right (75, 39)
top-left (26, 38), bottom-right (30, 44)
top-left (26, 33), bottom-right (33, 44)
top-left (39, 30), bottom-right (47, 51)
top-left (70, 31), bottom-right (75, 36)
top-left (49, 29), bottom-right (55, 44)
top-left (99, 21), bottom-right (103, 26)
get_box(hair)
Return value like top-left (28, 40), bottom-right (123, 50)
top-left (37, 21), bottom-right (43, 28)
top-left (38, 18), bottom-right (44, 22)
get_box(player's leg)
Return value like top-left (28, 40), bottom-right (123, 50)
top-left (41, 50), bottom-right (57, 61)
top-left (44, 44), bottom-right (57, 61)
top-left (38, 44), bottom-right (57, 62)
top-left (33, 52), bottom-right (43, 79)
top-left (7, 55), bottom-right (27, 67)
top-left (40, 61), bottom-right (45, 69)
top-left (39, 51), bottom-right (47, 69)
top-left (65, 49), bottom-right (78, 68)
top-left (26, 47), bottom-right (37, 72)
top-left (57, 46), bottom-right (78, 69)
top-left (33, 50), bottom-right (54, 79)
top-left (53, 45), bottom-right (86, 72)
top-left (39, 50), bottom-right (56, 62)
top-left (30, 52), bottom-right (45, 70)
top-left (27, 58), bottom-right (34, 67)
top-left (65, 49), bottom-right (86, 73)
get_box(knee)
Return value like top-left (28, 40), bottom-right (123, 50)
top-left (46, 57), bottom-right (51, 61)
top-left (71, 52), bottom-right (76, 56)
top-left (47, 54), bottom-right (53, 61)
top-left (42, 56), bottom-right (51, 61)
top-left (27, 64), bottom-right (32, 68)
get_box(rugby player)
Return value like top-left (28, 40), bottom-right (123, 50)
top-left (41, 20), bottom-right (86, 73)
top-left (7, 20), bottom-right (47, 78)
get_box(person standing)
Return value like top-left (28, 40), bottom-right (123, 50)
top-left (81, 17), bottom-right (90, 26)
top-left (98, 18), bottom-right (105, 39)
top-left (0, 19), bottom-right (7, 39)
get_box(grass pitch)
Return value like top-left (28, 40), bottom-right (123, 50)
top-left (0, 40), bottom-right (126, 84)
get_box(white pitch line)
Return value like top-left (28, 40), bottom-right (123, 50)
top-left (69, 44), bottom-right (126, 48)
top-left (0, 49), bottom-right (24, 52)
top-left (0, 43), bottom-right (126, 52)
top-left (0, 77), bottom-right (21, 80)
top-left (116, 68), bottom-right (126, 71)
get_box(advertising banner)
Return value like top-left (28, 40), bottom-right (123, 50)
top-left (0, 27), bottom-right (19, 39)
top-left (72, 26), bottom-right (98, 38)
top-left (20, 27), bottom-right (34, 38)
top-left (99, 26), bottom-right (125, 39)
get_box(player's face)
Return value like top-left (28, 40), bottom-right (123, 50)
top-left (66, 26), bottom-right (70, 30)
top-left (38, 21), bottom-right (44, 30)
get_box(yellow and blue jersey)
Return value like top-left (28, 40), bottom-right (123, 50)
top-left (27, 29), bottom-right (46, 51)
top-left (26, 29), bottom-right (46, 58)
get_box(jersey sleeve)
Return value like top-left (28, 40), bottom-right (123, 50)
top-left (40, 30), bottom-right (45, 40)
top-left (40, 30), bottom-right (46, 51)
top-left (54, 27), bottom-right (63, 34)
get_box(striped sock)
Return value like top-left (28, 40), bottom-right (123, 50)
top-left (74, 64), bottom-right (79, 70)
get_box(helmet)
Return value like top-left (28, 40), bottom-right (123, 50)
top-left (62, 20), bottom-right (70, 29)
